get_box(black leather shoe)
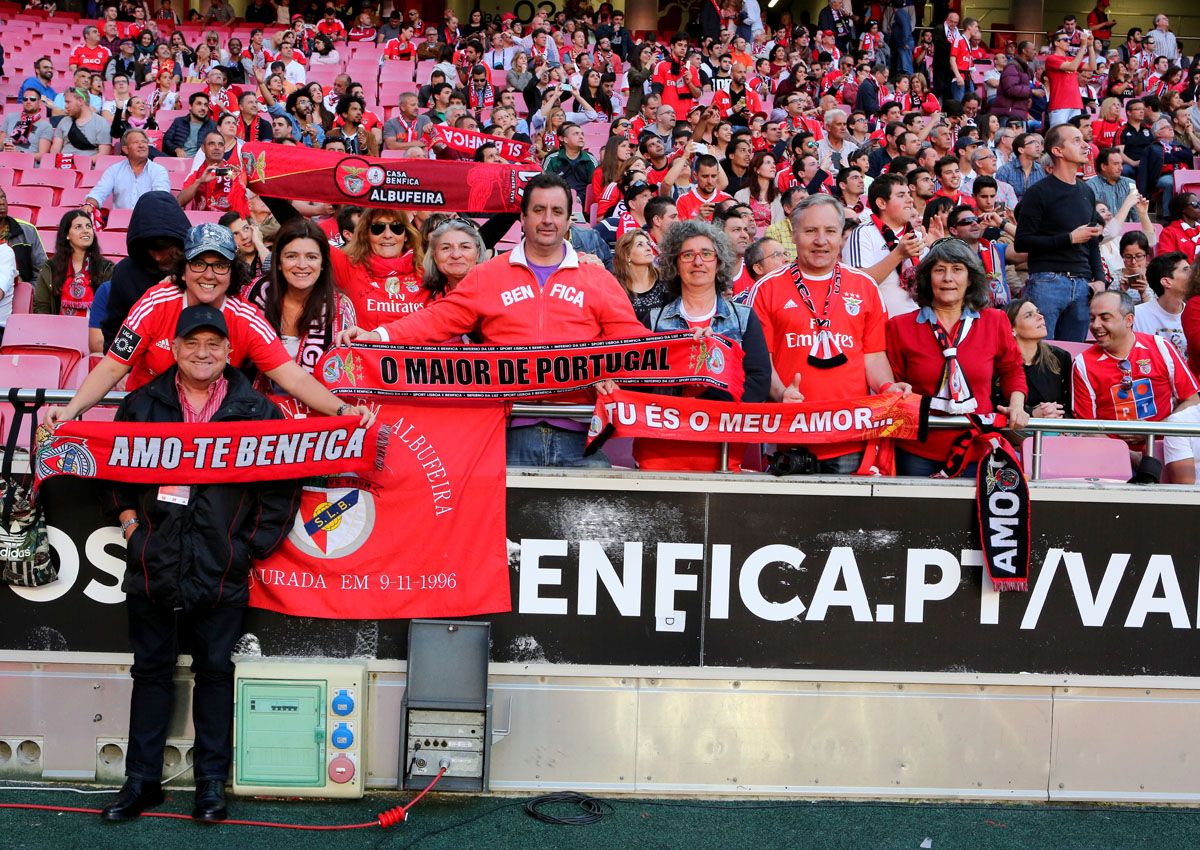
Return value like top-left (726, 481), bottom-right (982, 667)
top-left (192, 779), bottom-right (227, 822)
top-left (100, 778), bottom-right (164, 822)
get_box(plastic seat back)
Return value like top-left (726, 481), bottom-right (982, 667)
top-left (0, 314), bottom-right (89, 386)
top-left (1021, 435), bottom-right (1132, 481)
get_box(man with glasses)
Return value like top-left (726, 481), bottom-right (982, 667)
top-left (1045, 28), bottom-right (1095, 127)
top-left (752, 193), bottom-right (910, 474)
top-left (948, 205), bottom-right (1010, 306)
top-left (745, 237), bottom-right (789, 282)
top-left (1, 89), bottom-right (53, 156)
top-left (854, 63), bottom-right (890, 117)
top-left (1015, 123), bottom-right (1105, 342)
top-left (1073, 290), bottom-right (1198, 448)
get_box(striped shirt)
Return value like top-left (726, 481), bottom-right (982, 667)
top-left (175, 372), bottom-right (228, 423)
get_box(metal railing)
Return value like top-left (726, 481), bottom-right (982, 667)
top-left (13, 389), bottom-right (1199, 482)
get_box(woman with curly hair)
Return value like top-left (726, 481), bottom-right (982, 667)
top-left (608, 219), bottom-right (772, 471)
top-left (330, 208), bottom-right (427, 331)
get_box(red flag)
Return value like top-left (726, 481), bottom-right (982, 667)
top-left (249, 399), bottom-right (510, 619)
top-left (430, 125), bottom-right (535, 162)
top-left (239, 142), bottom-right (542, 213)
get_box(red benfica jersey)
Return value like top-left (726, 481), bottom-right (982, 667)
top-left (384, 38), bottom-right (417, 60)
top-left (1072, 333), bottom-right (1199, 424)
top-left (109, 283), bottom-right (290, 390)
top-left (71, 44), bottom-right (111, 72)
top-left (182, 167), bottom-right (251, 217)
top-left (675, 187), bottom-right (731, 220)
top-left (317, 18), bottom-right (346, 38)
top-left (651, 59), bottom-right (700, 110)
top-left (749, 263), bottom-right (887, 459)
top-left (348, 26), bottom-right (376, 42)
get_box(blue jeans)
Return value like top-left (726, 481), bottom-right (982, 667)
top-left (950, 80), bottom-right (966, 103)
top-left (507, 424), bottom-right (612, 468)
top-left (896, 449), bottom-right (977, 478)
top-left (1023, 272), bottom-right (1091, 342)
top-left (1157, 173), bottom-right (1175, 219)
top-left (820, 450), bottom-right (864, 474)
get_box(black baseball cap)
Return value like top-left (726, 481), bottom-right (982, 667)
top-left (175, 305), bottom-right (228, 339)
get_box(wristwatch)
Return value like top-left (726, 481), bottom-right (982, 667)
top-left (336, 403), bottom-right (351, 416)
top-left (120, 517), bottom-right (139, 534)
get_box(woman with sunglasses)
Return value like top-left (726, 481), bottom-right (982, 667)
top-left (46, 224), bottom-right (373, 430)
top-left (330, 208), bottom-right (427, 332)
top-left (240, 218), bottom-right (354, 390)
top-left (606, 219), bottom-right (770, 471)
top-left (886, 237), bottom-right (1028, 476)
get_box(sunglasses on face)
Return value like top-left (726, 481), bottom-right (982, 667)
top-left (22, 97), bottom-right (39, 103)
top-left (1117, 359), bottom-right (1133, 392)
top-left (370, 221), bottom-right (406, 236)
top-left (954, 217), bottom-right (980, 226)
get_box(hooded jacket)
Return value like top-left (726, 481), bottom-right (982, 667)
top-left (101, 364), bottom-right (301, 610)
top-left (99, 191), bottom-right (190, 351)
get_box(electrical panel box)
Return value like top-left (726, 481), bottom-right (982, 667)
top-left (232, 659), bottom-right (367, 799)
top-left (399, 620), bottom-right (492, 793)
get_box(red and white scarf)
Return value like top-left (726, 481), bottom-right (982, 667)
top-left (872, 214), bottom-right (917, 293)
top-left (929, 312), bottom-right (977, 413)
top-left (790, 263), bottom-right (847, 368)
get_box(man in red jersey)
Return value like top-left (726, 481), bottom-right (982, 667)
top-left (676, 155), bottom-right (731, 221)
top-left (652, 32), bottom-right (701, 112)
top-left (70, 25), bottom-right (112, 73)
top-left (1073, 290), bottom-right (1198, 448)
top-left (750, 193), bottom-right (910, 473)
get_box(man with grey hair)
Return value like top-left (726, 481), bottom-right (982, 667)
top-left (1150, 14), bottom-right (1179, 62)
top-left (84, 130), bottom-right (170, 212)
top-left (382, 93), bottom-right (427, 155)
top-left (749, 193), bottom-right (910, 474)
top-left (816, 109), bottom-right (858, 174)
top-left (745, 237), bottom-right (789, 282)
top-left (1072, 289), bottom-right (1198, 442)
top-left (967, 145), bottom-right (1018, 208)
top-left (647, 104), bottom-right (678, 148)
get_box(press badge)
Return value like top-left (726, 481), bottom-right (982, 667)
top-left (157, 485), bottom-right (191, 505)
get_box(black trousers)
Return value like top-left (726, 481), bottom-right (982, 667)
top-left (124, 595), bottom-right (244, 783)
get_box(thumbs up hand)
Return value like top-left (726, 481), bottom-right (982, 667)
top-left (782, 373), bottom-right (805, 403)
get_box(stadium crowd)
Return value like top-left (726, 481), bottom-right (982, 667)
top-left (7, 0), bottom-right (1200, 478)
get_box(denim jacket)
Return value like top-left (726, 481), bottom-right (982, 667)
top-left (642, 295), bottom-right (772, 402)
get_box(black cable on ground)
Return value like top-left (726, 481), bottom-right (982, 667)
top-left (524, 791), bottom-right (615, 825)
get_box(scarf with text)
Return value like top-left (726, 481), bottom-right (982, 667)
top-left (790, 263), bottom-right (847, 368)
top-left (586, 388), bottom-right (930, 471)
top-left (35, 416), bottom-right (390, 487)
top-left (317, 334), bottom-right (745, 399)
top-left (9, 112), bottom-right (38, 150)
top-left (430, 124), bottom-right (533, 162)
top-left (61, 255), bottom-right (93, 317)
top-left (935, 413), bottom-right (1031, 592)
top-left (929, 313), bottom-right (977, 413)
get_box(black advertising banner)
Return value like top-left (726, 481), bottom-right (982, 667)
top-left (6, 477), bottom-right (1200, 677)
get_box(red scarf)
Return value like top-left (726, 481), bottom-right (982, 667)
top-left (468, 83), bottom-right (495, 110)
top-left (61, 256), bottom-right (93, 316)
top-left (929, 313), bottom-right (977, 413)
top-left (873, 214), bottom-right (918, 294)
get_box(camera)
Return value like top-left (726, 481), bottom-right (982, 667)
top-left (766, 446), bottom-right (820, 476)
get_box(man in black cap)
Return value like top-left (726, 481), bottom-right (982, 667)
top-left (99, 304), bottom-right (301, 824)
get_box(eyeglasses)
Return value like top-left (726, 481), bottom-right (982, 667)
top-left (370, 221), bottom-right (406, 236)
top-left (187, 258), bottom-right (232, 275)
top-left (678, 249), bottom-right (717, 263)
top-left (1122, 252), bottom-right (1147, 261)
top-left (764, 249), bottom-right (788, 261)
top-left (1117, 358), bottom-right (1133, 392)
top-left (1189, 201), bottom-right (1200, 209)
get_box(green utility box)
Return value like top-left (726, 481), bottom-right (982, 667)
top-left (233, 659), bottom-right (367, 799)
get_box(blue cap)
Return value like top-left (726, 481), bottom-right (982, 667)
top-left (184, 223), bottom-right (237, 262)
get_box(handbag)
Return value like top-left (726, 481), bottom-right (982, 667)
top-left (0, 389), bottom-right (55, 588)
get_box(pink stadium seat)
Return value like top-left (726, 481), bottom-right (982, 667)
top-left (10, 282), bottom-right (33, 316)
top-left (155, 157), bottom-right (192, 173)
top-left (0, 354), bottom-right (64, 440)
top-left (5, 186), bottom-right (55, 211)
top-left (7, 206), bottom-right (37, 226)
top-left (1021, 436), bottom-right (1132, 481)
top-left (97, 230), bottom-right (128, 257)
top-left (0, 152), bottom-right (38, 181)
top-left (39, 153), bottom-right (92, 172)
top-left (168, 171), bottom-right (189, 191)
top-left (0, 314), bottom-right (90, 387)
top-left (37, 230), bottom-right (57, 250)
top-left (1173, 169), bottom-right (1200, 195)
top-left (380, 60), bottom-right (415, 81)
top-left (1046, 339), bottom-right (1091, 359)
top-left (81, 406), bottom-right (118, 422)
top-left (63, 357), bottom-right (91, 391)
top-left (92, 155), bottom-right (125, 173)
top-left (59, 187), bottom-right (91, 206)
top-left (76, 169), bottom-right (103, 189)
top-left (105, 208), bottom-right (134, 230)
top-left (19, 170), bottom-right (80, 203)
top-left (0, 170), bottom-right (14, 188)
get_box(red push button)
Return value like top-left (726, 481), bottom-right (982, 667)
top-left (328, 754), bottom-right (355, 784)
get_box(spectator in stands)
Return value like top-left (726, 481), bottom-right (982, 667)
top-left (716, 205), bottom-right (755, 301)
top-left (382, 92), bottom-right (426, 155)
top-left (749, 193), bottom-right (908, 473)
top-left (258, 84), bottom-right (325, 149)
top-left (613, 229), bottom-right (666, 313)
top-left (98, 191), bottom-right (189, 351)
top-left (1001, 298), bottom-right (1071, 419)
top-left (337, 174), bottom-right (648, 466)
top-left (20, 57), bottom-right (57, 110)
top-left (106, 40), bottom-right (138, 86)
top-left (543, 123), bottom-right (597, 208)
top-left (843, 172), bottom-right (925, 317)
top-left (245, 0), bottom-right (276, 26)
top-left (886, 237), bottom-right (1028, 476)
top-left (239, 218), bottom-right (354, 387)
top-left (1045, 29), bottom-right (1094, 127)
top-left (163, 93), bottom-right (217, 159)
top-left (1015, 123), bottom-right (1105, 342)
top-left (745, 237), bottom-right (789, 282)
top-left (733, 151), bottom-right (782, 229)
top-left (619, 219), bottom-right (771, 471)
top-left (1157, 192), bottom-right (1200, 263)
top-left (947, 205), bottom-right (1009, 307)
top-left (1, 89), bottom-right (53, 157)
top-left (84, 129), bottom-right (170, 213)
top-left (1135, 252), bottom-right (1190, 358)
top-left (33, 209), bottom-right (115, 317)
top-left (1088, 147), bottom-right (1138, 224)
top-left (70, 25), bottom-right (112, 74)
top-left (594, 182), bottom-right (653, 248)
top-left (763, 186), bottom-right (802, 262)
top-left (213, 209), bottom-right (267, 277)
top-left (179, 131), bottom-right (251, 218)
top-left (1073, 290), bottom-right (1198, 447)
top-left (1118, 99), bottom-right (1162, 198)
top-left (995, 132), bottom-right (1045, 200)
top-left (53, 224), bottom-right (372, 431)
top-left (204, 0), bottom-right (234, 24)
top-left (233, 91), bottom-right (271, 143)
top-left (0, 188), bottom-right (45, 286)
top-left (53, 68), bottom-right (103, 114)
top-left (421, 218), bottom-right (485, 305)
top-left (49, 89), bottom-right (112, 158)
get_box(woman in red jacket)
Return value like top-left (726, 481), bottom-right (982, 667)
top-left (886, 237), bottom-right (1028, 477)
top-left (330, 208), bottom-right (427, 332)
